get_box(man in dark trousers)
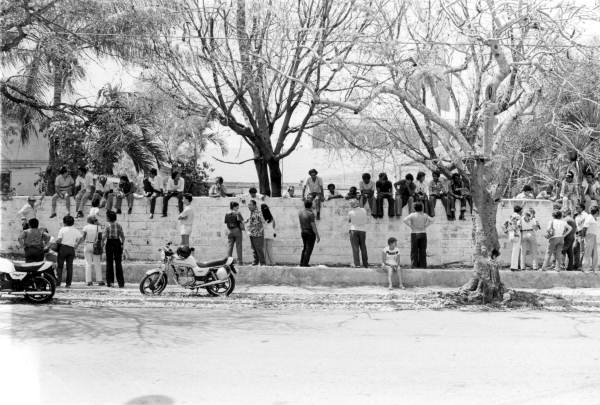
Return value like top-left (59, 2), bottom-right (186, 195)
top-left (402, 202), bottom-right (434, 268)
top-left (298, 200), bottom-right (320, 266)
top-left (102, 210), bottom-right (126, 288)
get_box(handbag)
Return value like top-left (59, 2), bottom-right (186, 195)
top-left (93, 225), bottom-right (103, 255)
top-left (544, 221), bottom-right (555, 239)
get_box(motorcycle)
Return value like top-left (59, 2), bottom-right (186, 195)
top-left (139, 243), bottom-right (237, 297)
top-left (0, 257), bottom-right (57, 304)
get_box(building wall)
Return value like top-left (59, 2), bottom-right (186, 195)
top-left (0, 196), bottom-right (554, 266)
top-left (0, 126), bottom-right (49, 196)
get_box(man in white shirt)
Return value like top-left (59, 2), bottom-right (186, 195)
top-left (240, 187), bottom-right (265, 203)
top-left (143, 168), bottom-right (163, 219)
top-left (573, 203), bottom-right (590, 270)
top-left (348, 199), bottom-right (368, 267)
top-left (582, 206), bottom-right (599, 272)
top-left (162, 171), bottom-right (185, 217)
top-left (403, 202), bottom-right (434, 268)
top-left (75, 166), bottom-right (95, 218)
top-left (18, 195), bottom-right (43, 229)
top-left (92, 175), bottom-right (114, 211)
top-left (302, 169), bottom-right (324, 220)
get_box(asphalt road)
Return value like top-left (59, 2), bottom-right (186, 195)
top-left (1, 304), bottom-right (600, 405)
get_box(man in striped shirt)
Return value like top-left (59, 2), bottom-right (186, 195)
top-left (102, 210), bottom-right (126, 288)
top-left (50, 166), bottom-right (74, 218)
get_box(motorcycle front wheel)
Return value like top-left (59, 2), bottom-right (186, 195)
top-left (139, 273), bottom-right (167, 295)
top-left (24, 274), bottom-right (56, 304)
top-left (206, 275), bottom-right (235, 297)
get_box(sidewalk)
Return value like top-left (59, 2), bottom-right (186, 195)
top-left (49, 259), bottom-right (600, 289)
top-left (9, 283), bottom-right (600, 312)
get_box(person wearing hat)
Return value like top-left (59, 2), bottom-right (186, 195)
top-left (302, 169), bottom-right (324, 220)
top-left (348, 199), bottom-right (369, 268)
top-left (18, 195), bottom-right (44, 230)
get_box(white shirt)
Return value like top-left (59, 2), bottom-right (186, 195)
top-left (382, 247), bottom-right (400, 266)
top-left (178, 205), bottom-right (194, 234)
top-left (57, 226), bottom-right (82, 247)
top-left (263, 220), bottom-right (276, 239)
top-left (583, 215), bottom-right (599, 235)
top-left (576, 211), bottom-right (590, 231)
top-left (95, 181), bottom-right (110, 193)
top-left (349, 208), bottom-right (368, 232)
top-left (82, 224), bottom-right (100, 243)
top-left (149, 175), bottom-right (163, 192)
top-left (547, 219), bottom-right (570, 239)
top-left (89, 207), bottom-right (100, 218)
top-left (75, 175), bottom-right (85, 189)
top-left (83, 172), bottom-right (94, 191)
top-left (415, 180), bottom-right (429, 195)
top-left (18, 203), bottom-right (38, 220)
top-left (166, 177), bottom-right (185, 192)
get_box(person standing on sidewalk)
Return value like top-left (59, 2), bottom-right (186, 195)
top-left (562, 209), bottom-right (577, 270)
top-left (80, 216), bottom-right (105, 286)
top-left (299, 200), bottom-right (320, 266)
top-left (348, 199), bottom-right (368, 268)
top-left (261, 203), bottom-right (276, 265)
top-left (519, 209), bottom-right (540, 270)
top-left (178, 194), bottom-right (194, 247)
top-left (573, 203), bottom-right (589, 271)
top-left (541, 210), bottom-right (572, 271)
top-left (225, 201), bottom-right (245, 264)
top-left (56, 215), bottom-right (82, 288)
top-left (18, 218), bottom-right (50, 262)
top-left (582, 206), bottom-right (599, 272)
top-left (402, 202), bottom-right (433, 268)
top-left (245, 200), bottom-right (266, 265)
top-left (503, 205), bottom-right (523, 271)
top-left (102, 210), bottom-right (126, 288)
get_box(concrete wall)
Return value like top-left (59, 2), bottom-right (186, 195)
top-left (0, 196), bottom-right (555, 266)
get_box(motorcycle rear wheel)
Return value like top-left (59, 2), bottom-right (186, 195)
top-left (24, 274), bottom-right (55, 304)
top-left (139, 273), bottom-right (167, 295)
top-left (206, 275), bottom-right (235, 297)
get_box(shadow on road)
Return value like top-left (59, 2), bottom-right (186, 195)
top-left (124, 394), bottom-right (174, 405)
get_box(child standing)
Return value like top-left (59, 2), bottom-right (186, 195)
top-left (178, 194), bottom-right (194, 247)
top-left (381, 237), bottom-right (404, 290)
top-left (261, 203), bottom-right (276, 265)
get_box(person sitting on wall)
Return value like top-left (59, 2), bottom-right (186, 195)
top-left (359, 173), bottom-right (376, 216)
top-left (394, 173), bottom-right (415, 217)
top-left (283, 185), bottom-right (296, 198)
top-left (209, 176), bottom-right (228, 198)
top-left (303, 169), bottom-right (324, 220)
top-left (92, 175), bottom-right (114, 211)
top-left (536, 184), bottom-right (557, 200)
top-left (560, 171), bottom-right (579, 212)
top-left (515, 184), bottom-right (536, 199)
top-left (75, 166), bottom-right (95, 218)
top-left (345, 186), bottom-right (359, 201)
top-left (50, 166), bottom-right (74, 218)
top-left (115, 175), bottom-right (135, 215)
top-left (241, 187), bottom-right (265, 203)
top-left (143, 168), bottom-right (163, 219)
top-left (375, 173), bottom-right (395, 218)
top-left (162, 171), bottom-right (185, 216)
top-left (326, 183), bottom-right (343, 200)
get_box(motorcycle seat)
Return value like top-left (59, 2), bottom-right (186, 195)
top-left (197, 258), bottom-right (228, 268)
top-left (13, 261), bottom-right (45, 272)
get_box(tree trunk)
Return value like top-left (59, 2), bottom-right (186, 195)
top-left (254, 158), bottom-right (270, 196)
top-left (268, 159), bottom-right (282, 197)
top-left (460, 160), bottom-right (504, 302)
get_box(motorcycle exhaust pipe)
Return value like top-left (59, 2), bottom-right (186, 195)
top-left (197, 278), bottom-right (232, 288)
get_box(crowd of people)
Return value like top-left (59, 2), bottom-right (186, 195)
top-left (504, 202), bottom-right (599, 272)
top-left (21, 166), bottom-right (597, 290)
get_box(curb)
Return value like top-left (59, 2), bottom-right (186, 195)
top-left (48, 261), bottom-right (600, 289)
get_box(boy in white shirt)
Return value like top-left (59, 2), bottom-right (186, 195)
top-left (381, 237), bottom-right (404, 290)
top-left (56, 215), bottom-right (82, 287)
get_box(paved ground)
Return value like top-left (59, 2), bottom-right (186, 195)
top-left (2, 289), bottom-right (600, 405)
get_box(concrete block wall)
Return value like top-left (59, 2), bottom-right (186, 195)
top-left (0, 196), bottom-right (554, 266)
